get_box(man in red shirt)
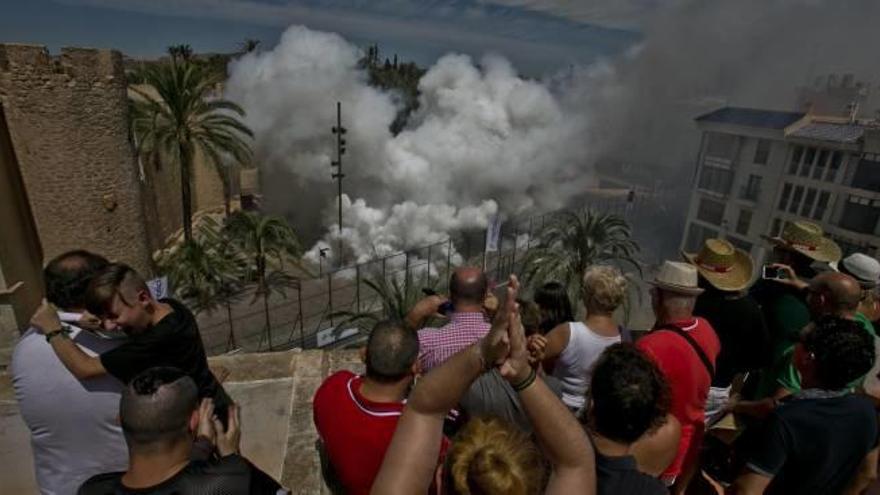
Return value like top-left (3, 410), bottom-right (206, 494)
top-left (636, 261), bottom-right (720, 494)
top-left (313, 320), bottom-right (447, 494)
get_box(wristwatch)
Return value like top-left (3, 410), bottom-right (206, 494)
top-left (45, 327), bottom-right (70, 342)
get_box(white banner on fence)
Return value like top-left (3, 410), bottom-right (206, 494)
top-left (485, 214), bottom-right (503, 252)
top-left (147, 276), bottom-right (169, 300)
top-left (316, 327), bottom-right (359, 348)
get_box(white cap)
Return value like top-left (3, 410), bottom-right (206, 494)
top-left (840, 253), bottom-right (880, 288)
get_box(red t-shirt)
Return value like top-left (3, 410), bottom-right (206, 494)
top-left (313, 370), bottom-right (447, 495)
top-left (636, 317), bottom-right (720, 479)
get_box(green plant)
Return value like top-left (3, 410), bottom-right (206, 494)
top-left (129, 59), bottom-right (253, 240)
top-left (224, 211), bottom-right (304, 350)
top-left (522, 209), bottom-right (641, 308)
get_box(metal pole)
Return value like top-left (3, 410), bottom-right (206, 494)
top-left (328, 273), bottom-right (334, 326)
top-left (425, 244), bottom-right (432, 285)
top-left (331, 101), bottom-right (347, 268)
top-left (404, 251), bottom-right (411, 296)
top-left (356, 264), bottom-right (361, 313)
top-left (446, 238), bottom-right (452, 285)
top-left (297, 280), bottom-right (304, 348)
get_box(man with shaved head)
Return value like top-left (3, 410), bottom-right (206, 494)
top-left (407, 266), bottom-right (492, 371)
top-left (78, 367), bottom-right (284, 494)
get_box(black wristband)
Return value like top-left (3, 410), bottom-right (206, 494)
top-left (512, 368), bottom-right (537, 392)
top-left (45, 328), bottom-right (70, 342)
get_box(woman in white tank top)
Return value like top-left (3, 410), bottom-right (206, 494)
top-left (539, 266), bottom-right (629, 412)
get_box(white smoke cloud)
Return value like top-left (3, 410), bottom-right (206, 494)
top-left (226, 25), bottom-right (599, 266)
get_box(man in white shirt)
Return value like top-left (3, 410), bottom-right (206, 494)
top-left (11, 250), bottom-right (128, 495)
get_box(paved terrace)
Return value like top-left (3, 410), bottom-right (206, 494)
top-left (0, 349), bottom-right (361, 494)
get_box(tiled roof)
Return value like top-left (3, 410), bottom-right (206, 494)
top-left (696, 107), bottom-right (805, 129)
top-left (788, 122), bottom-right (865, 144)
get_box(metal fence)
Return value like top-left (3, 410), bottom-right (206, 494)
top-left (198, 195), bottom-right (648, 355)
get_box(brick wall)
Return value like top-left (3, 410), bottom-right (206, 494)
top-left (0, 44), bottom-right (154, 274)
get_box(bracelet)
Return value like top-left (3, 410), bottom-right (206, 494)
top-left (45, 328), bottom-right (70, 342)
top-left (512, 368), bottom-right (538, 392)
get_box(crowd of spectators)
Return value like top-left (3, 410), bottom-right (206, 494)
top-left (10, 219), bottom-right (880, 494)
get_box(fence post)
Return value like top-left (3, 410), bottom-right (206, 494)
top-left (511, 227), bottom-right (518, 275)
top-left (404, 251), bottom-right (411, 296)
top-left (425, 244), bottom-right (432, 285)
top-left (446, 237), bottom-right (452, 284)
top-left (328, 273), bottom-right (334, 327)
top-left (297, 280), bottom-right (304, 348)
top-left (356, 264), bottom-right (361, 313)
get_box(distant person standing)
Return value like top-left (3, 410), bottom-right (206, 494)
top-left (29, 263), bottom-right (232, 424)
top-left (637, 261), bottom-right (720, 493)
top-left (12, 250), bottom-right (129, 495)
top-left (682, 238), bottom-right (769, 420)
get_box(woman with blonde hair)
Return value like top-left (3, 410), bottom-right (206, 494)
top-left (371, 276), bottom-right (596, 495)
top-left (538, 266), bottom-right (629, 412)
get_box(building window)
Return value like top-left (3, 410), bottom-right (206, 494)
top-left (800, 188), bottom-right (817, 217)
top-left (812, 150), bottom-right (828, 180)
top-left (685, 223), bottom-right (719, 252)
top-left (828, 151), bottom-right (844, 183)
top-left (754, 139), bottom-right (771, 165)
top-left (813, 191), bottom-right (831, 221)
top-left (736, 209), bottom-right (753, 236)
top-left (839, 195), bottom-right (880, 235)
top-left (706, 132), bottom-right (738, 160)
top-left (697, 198), bottom-right (726, 225)
top-left (728, 236), bottom-right (753, 253)
top-left (851, 153), bottom-right (880, 193)
top-left (771, 218), bottom-right (783, 237)
top-left (740, 174), bottom-right (762, 201)
top-left (789, 186), bottom-right (804, 214)
top-left (829, 234), bottom-right (875, 258)
top-left (698, 166), bottom-right (734, 195)
top-left (778, 183), bottom-right (793, 211)
top-left (789, 146), bottom-right (804, 175)
top-left (799, 148), bottom-right (816, 177)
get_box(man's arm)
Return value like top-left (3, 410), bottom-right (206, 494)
top-left (729, 471), bottom-right (772, 495)
top-left (404, 295), bottom-right (446, 331)
top-left (843, 447), bottom-right (879, 495)
top-left (31, 300), bottom-right (106, 379)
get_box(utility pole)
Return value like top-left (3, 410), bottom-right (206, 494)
top-left (331, 101), bottom-right (347, 268)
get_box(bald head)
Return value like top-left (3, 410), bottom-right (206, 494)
top-left (449, 267), bottom-right (488, 308)
top-left (810, 272), bottom-right (862, 315)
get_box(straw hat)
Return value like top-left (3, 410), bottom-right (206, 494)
top-left (651, 261), bottom-right (704, 296)
top-left (764, 221), bottom-right (842, 263)
top-left (682, 238), bottom-right (754, 292)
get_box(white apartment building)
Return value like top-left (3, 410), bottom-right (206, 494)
top-left (681, 106), bottom-right (880, 263)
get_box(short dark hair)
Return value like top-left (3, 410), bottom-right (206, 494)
top-left (534, 281), bottom-right (574, 333)
top-left (85, 263), bottom-right (149, 317)
top-left (120, 367), bottom-right (198, 449)
top-left (449, 269), bottom-right (488, 306)
top-left (588, 344), bottom-right (670, 444)
top-left (365, 320), bottom-right (419, 382)
top-left (802, 316), bottom-right (875, 390)
top-left (43, 250), bottom-right (109, 310)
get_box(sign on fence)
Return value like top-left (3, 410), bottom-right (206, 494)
top-left (485, 214), bottom-right (503, 252)
top-left (147, 276), bottom-right (169, 300)
top-left (316, 327), bottom-right (359, 348)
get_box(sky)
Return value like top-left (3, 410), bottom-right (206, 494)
top-left (0, 0), bottom-right (647, 75)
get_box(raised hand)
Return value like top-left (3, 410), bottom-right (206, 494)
top-left (196, 398), bottom-right (216, 444)
top-left (527, 334), bottom-right (548, 366)
top-left (212, 403), bottom-right (241, 457)
top-left (31, 299), bottom-right (63, 335)
top-left (480, 275), bottom-right (520, 368)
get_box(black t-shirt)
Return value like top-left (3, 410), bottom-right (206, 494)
top-left (78, 454), bottom-right (285, 495)
top-left (742, 393), bottom-right (879, 494)
top-left (99, 299), bottom-right (230, 408)
top-left (596, 452), bottom-right (667, 495)
top-left (694, 289), bottom-right (771, 387)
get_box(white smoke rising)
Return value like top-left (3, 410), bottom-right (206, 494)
top-left (225, 25), bottom-right (599, 266)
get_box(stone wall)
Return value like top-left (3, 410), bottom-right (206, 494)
top-left (0, 44), bottom-right (154, 274)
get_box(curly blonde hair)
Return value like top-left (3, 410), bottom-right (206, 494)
top-left (582, 265), bottom-right (628, 315)
top-left (445, 417), bottom-right (546, 495)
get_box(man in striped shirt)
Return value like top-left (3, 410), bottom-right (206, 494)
top-left (408, 267), bottom-right (492, 372)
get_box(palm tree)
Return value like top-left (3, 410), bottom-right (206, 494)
top-left (167, 44), bottom-right (194, 62)
top-left (154, 217), bottom-right (248, 351)
top-left (522, 209), bottom-right (641, 306)
top-left (224, 211), bottom-right (303, 350)
top-left (130, 60), bottom-right (253, 241)
top-left (238, 38), bottom-right (261, 54)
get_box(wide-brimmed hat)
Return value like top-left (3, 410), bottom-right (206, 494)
top-left (650, 261), bottom-right (704, 296)
top-left (682, 238), bottom-right (754, 292)
top-left (838, 253), bottom-right (880, 289)
top-left (763, 221), bottom-right (842, 263)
